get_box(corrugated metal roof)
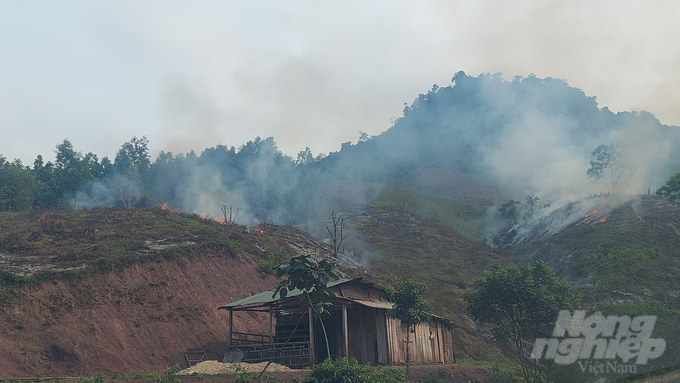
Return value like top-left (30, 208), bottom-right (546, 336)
top-left (348, 299), bottom-right (393, 310)
top-left (219, 278), bottom-right (352, 309)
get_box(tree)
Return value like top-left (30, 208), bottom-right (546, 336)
top-left (358, 130), bottom-right (369, 143)
top-left (272, 255), bottom-right (341, 369)
top-left (656, 172), bottom-right (680, 201)
top-left (385, 279), bottom-right (431, 375)
top-left (464, 261), bottom-right (580, 383)
top-left (114, 136), bottom-right (150, 176)
top-left (524, 195), bottom-right (540, 218)
top-left (0, 156), bottom-right (38, 211)
top-left (499, 200), bottom-right (519, 223)
top-left (295, 147), bottom-right (315, 166)
top-left (54, 139), bottom-right (93, 209)
top-left (326, 212), bottom-right (347, 257)
top-left (587, 144), bottom-right (622, 194)
top-left (104, 174), bottom-right (142, 209)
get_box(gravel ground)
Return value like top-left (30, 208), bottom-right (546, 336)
top-left (177, 361), bottom-right (291, 375)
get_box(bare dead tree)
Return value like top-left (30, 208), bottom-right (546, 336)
top-left (326, 211), bottom-right (348, 257)
top-left (105, 174), bottom-right (141, 209)
top-left (221, 205), bottom-right (240, 224)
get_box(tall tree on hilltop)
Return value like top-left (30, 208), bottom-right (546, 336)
top-left (587, 144), bottom-right (622, 194)
top-left (114, 136), bottom-right (150, 176)
top-left (0, 156), bottom-right (38, 211)
top-left (54, 139), bottom-right (93, 210)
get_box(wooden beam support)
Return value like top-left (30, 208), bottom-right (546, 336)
top-left (309, 306), bottom-right (315, 366)
top-left (228, 309), bottom-right (233, 347)
top-left (342, 304), bottom-right (349, 357)
top-left (269, 307), bottom-right (274, 344)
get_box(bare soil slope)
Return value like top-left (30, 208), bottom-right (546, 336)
top-left (0, 208), bottom-right (297, 378)
top-left (0, 253), bottom-right (278, 378)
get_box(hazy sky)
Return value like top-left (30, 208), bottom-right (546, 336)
top-left (1, 0), bottom-right (679, 165)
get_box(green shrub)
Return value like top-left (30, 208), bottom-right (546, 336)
top-left (234, 371), bottom-right (258, 383)
top-left (302, 357), bottom-right (406, 383)
top-left (154, 364), bottom-right (181, 383)
top-left (258, 249), bottom-right (290, 275)
top-left (80, 372), bottom-right (107, 383)
top-left (484, 366), bottom-right (518, 383)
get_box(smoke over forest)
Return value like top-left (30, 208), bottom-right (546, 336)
top-left (3, 72), bottom-right (680, 240)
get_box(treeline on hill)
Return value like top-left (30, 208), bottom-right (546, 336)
top-left (5, 72), bottom-right (680, 224)
top-left (0, 136), bottom-right (320, 222)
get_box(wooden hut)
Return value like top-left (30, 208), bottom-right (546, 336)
top-left (218, 278), bottom-right (454, 368)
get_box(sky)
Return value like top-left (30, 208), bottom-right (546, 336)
top-left (1, 0), bottom-right (679, 165)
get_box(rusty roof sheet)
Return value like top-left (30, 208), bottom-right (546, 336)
top-left (347, 299), bottom-right (393, 310)
top-left (219, 278), bottom-right (352, 309)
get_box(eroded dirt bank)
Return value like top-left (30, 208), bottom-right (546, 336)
top-left (0, 254), bottom-right (277, 378)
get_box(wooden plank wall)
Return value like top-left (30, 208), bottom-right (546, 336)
top-left (386, 317), bottom-right (451, 364)
top-left (374, 310), bottom-right (389, 364)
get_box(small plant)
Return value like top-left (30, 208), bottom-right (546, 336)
top-left (302, 357), bottom-right (407, 383)
top-left (154, 364), bottom-right (181, 383)
top-left (258, 249), bottom-right (290, 275)
top-left (80, 372), bottom-right (107, 383)
top-left (234, 371), bottom-right (258, 383)
top-left (420, 369), bottom-right (447, 383)
top-left (484, 366), bottom-right (519, 383)
top-left (132, 370), bottom-right (157, 380)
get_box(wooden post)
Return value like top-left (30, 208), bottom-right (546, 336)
top-left (308, 306), bottom-right (315, 366)
top-left (228, 309), bottom-right (233, 347)
top-left (437, 324), bottom-right (445, 364)
top-left (269, 307), bottom-right (274, 344)
top-left (342, 304), bottom-right (349, 357)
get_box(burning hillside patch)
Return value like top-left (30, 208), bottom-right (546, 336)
top-left (490, 196), bottom-right (620, 248)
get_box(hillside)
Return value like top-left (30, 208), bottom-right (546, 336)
top-left (5, 72), bottom-right (680, 380)
top-left (0, 208), bottom-right (299, 377)
top-left (0, 205), bottom-right (511, 377)
top-left (508, 195), bottom-right (680, 371)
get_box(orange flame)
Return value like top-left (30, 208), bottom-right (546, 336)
top-left (158, 202), bottom-right (180, 213)
top-left (218, 220), bottom-right (228, 225)
top-left (585, 210), bottom-right (597, 218)
top-left (364, 270), bottom-right (368, 274)
top-left (599, 218), bottom-right (607, 223)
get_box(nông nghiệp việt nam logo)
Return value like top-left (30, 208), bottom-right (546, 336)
top-left (531, 310), bottom-right (665, 366)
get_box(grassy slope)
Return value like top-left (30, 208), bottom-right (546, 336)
top-left (0, 208), bottom-right (294, 306)
top-left (510, 195), bottom-right (680, 372)
top-left (363, 187), bottom-right (680, 373)
top-left (363, 211), bottom-right (509, 362)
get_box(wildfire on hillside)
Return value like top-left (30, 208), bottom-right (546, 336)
top-left (158, 202), bottom-right (180, 213)
top-left (582, 199), bottom-right (608, 225)
top-left (218, 220), bottom-right (228, 225)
